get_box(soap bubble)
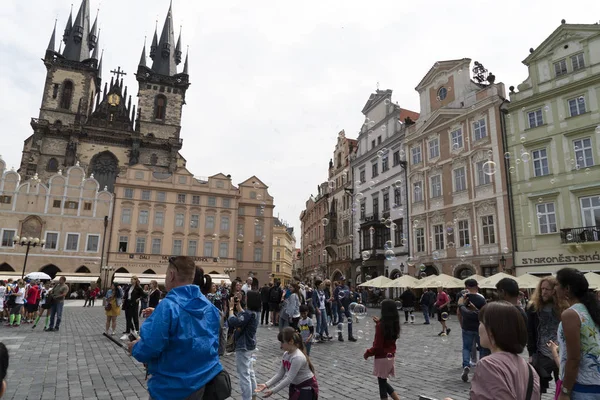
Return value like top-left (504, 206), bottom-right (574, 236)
top-left (482, 161), bottom-right (497, 176)
top-left (361, 250), bottom-right (371, 261)
top-left (441, 312), bottom-right (449, 321)
top-left (384, 249), bottom-right (395, 260)
top-left (322, 218), bottom-right (329, 226)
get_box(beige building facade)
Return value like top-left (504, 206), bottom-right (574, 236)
top-left (0, 156), bottom-right (113, 280)
top-left (106, 166), bottom-right (274, 286)
top-left (299, 184), bottom-right (329, 281)
top-left (272, 219), bottom-right (295, 285)
top-left (405, 59), bottom-right (512, 278)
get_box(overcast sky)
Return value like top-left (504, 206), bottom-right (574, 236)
top-left (1, 0), bottom-right (598, 243)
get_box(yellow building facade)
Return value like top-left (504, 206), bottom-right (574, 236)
top-left (272, 219), bottom-right (295, 285)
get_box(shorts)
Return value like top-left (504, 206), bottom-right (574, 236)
top-left (437, 306), bottom-right (449, 322)
top-left (10, 304), bottom-right (23, 315)
top-left (269, 303), bottom-right (280, 312)
top-left (41, 302), bottom-right (52, 310)
top-left (26, 303), bottom-right (38, 313)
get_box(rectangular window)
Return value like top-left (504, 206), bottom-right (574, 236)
top-left (237, 224), bottom-right (244, 236)
top-left (415, 228), bottom-right (425, 253)
top-left (1, 230), bottom-right (15, 247)
top-left (65, 201), bottom-right (78, 210)
top-left (86, 235), bottom-right (99, 252)
top-left (574, 138), bottom-right (594, 167)
top-left (154, 211), bottom-right (164, 227)
top-left (175, 213), bottom-right (185, 227)
top-left (451, 128), bottom-right (463, 149)
top-left (192, 195), bottom-right (200, 205)
top-left (135, 237), bottom-right (146, 253)
top-left (135, 172), bottom-right (144, 180)
top-left (360, 201), bottom-right (366, 220)
top-left (431, 175), bottom-right (442, 198)
top-left (428, 138), bottom-right (439, 159)
top-left (393, 218), bottom-right (404, 246)
top-left (532, 149), bottom-right (550, 177)
top-left (205, 215), bottom-right (215, 230)
top-left (208, 196), bottom-right (216, 207)
top-left (371, 140), bottom-right (376, 149)
top-left (383, 192), bottom-right (390, 211)
top-left (276, 265), bottom-right (280, 273)
top-left (219, 243), bottom-right (229, 258)
top-left (83, 202), bottom-right (92, 211)
top-left (188, 240), bottom-right (198, 257)
top-left (481, 216), bottom-right (496, 244)
top-left (157, 191), bottom-right (166, 202)
top-left (173, 239), bottom-right (183, 256)
top-left (394, 188), bottom-right (401, 206)
top-left (411, 146), bottom-right (422, 164)
top-left (238, 207), bottom-right (245, 216)
top-left (371, 162), bottom-right (378, 178)
top-left (138, 210), bottom-right (149, 225)
top-left (124, 188), bottom-right (134, 199)
top-left (250, 191), bottom-right (257, 200)
top-left (568, 97), bottom-right (586, 117)
top-left (276, 251), bottom-right (281, 260)
top-left (476, 161), bottom-right (491, 185)
top-left (254, 248), bottom-right (263, 262)
top-left (220, 216), bottom-right (230, 232)
top-left (0, 195), bottom-right (12, 204)
top-left (372, 196), bottom-right (379, 216)
top-left (359, 170), bottom-right (366, 183)
top-left (177, 193), bottom-right (186, 204)
top-left (151, 238), bottom-right (162, 254)
top-left (45, 232), bottom-right (58, 250)
top-left (528, 109), bottom-right (544, 128)
top-left (223, 198), bottom-right (231, 208)
top-left (118, 236), bottom-right (128, 252)
top-left (255, 223), bottom-right (263, 238)
top-left (554, 59), bottom-right (567, 76)
top-left (236, 246), bottom-right (243, 261)
top-left (382, 157), bottom-right (389, 172)
top-left (433, 224), bottom-right (444, 250)
top-left (65, 234), bottom-right (79, 251)
top-left (458, 220), bottom-right (470, 247)
top-left (473, 119), bottom-right (487, 140)
top-left (537, 203), bottom-right (557, 234)
top-left (393, 150), bottom-right (401, 166)
top-left (413, 181), bottom-right (423, 202)
top-left (141, 190), bottom-right (151, 201)
top-left (121, 209), bottom-right (131, 223)
top-left (203, 242), bottom-right (213, 257)
top-left (190, 214), bottom-right (199, 229)
top-left (53, 200), bottom-right (61, 208)
top-left (256, 206), bottom-right (263, 216)
top-left (178, 176), bottom-right (187, 184)
top-left (571, 53), bottom-right (585, 71)
top-left (454, 167), bottom-right (467, 192)
top-left (377, 136), bottom-right (382, 145)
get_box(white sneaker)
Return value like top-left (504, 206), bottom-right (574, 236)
top-left (111, 330), bottom-right (115, 336)
top-left (120, 334), bottom-right (128, 341)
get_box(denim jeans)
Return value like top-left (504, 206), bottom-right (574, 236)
top-left (279, 315), bottom-right (289, 332)
top-left (422, 305), bottom-right (430, 324)
top-left (462, 329), bottom-right (489, 368)
top-left (336, 305), bottom-right (353, 338)
top-left (235, 350), bottom-right (257, 400)
top-left (331, 303), bottom-right (338, 324)
top-left (49, 301), bottom-right (65, 329)
top-left (317, 309), bottom-right (329, 337)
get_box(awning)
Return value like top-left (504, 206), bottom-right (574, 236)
top-left (112, 273), bottom-right (165, 285)
top-left (0, 272), bottom-right (24, 282)
top-left (53, 274), bottom-right (100, 283)
top-left (209, 274), bottom-right (231, 286)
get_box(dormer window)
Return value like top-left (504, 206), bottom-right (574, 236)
top-left (554, 59), bottom-right (567, 77)
top-left (154, 95), bottom-right (166, 120)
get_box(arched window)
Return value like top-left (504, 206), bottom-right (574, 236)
top-left (47, 158), bottom-right (59, 172)
top-left (76, 266), bottom-right (91, 273)
top-left (143, 269), bottom-right (156, 274)
top-left (60, 81), bottom-right (74, 110)
top-left (154, 95), bottom-right (166, 120)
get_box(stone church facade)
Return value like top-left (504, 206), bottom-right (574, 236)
top-left (20, 0), bottom-right (190, 193)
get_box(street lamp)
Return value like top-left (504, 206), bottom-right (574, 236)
top-left (500, 255), bottom-right (508, 274)
top-left (13, 236), bottom-right (45, 279)
top-left (101, 265), bottom-right (114, 292)
top-left (224, 267), bottom-right (236, 276)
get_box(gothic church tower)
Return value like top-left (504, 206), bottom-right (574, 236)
top-left (21, 0), bottom-right (190, 192)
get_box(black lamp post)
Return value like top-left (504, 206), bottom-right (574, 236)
top-left (13, 235), bottom-right (45, 279)
top-left (500, 255), bottom-right (507, 273)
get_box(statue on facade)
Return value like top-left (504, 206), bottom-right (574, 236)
top-left (64, 142), bottom-right (77, 166)
top-left (129, 141), bottom-right (140, 165)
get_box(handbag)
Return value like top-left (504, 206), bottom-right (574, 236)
top-left (202, 370), bottom-right (232, 400)
top-left (105, 301), bottom-right (112, 311)
top-left (525, 364), bottom-right (534, 400)
top-left (225, 328), bottom-right (236, 353)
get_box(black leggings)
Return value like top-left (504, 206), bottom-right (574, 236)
top-left (377, 378), bottom-right (394, 399)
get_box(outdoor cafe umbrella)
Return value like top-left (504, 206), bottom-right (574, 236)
top-left (515, 274), bottom-right (542, 289)
top-left (463, 274), bottom-right (486, 283)
top-left (413, 273), bottom-right (465, 289)
top-left (383, 275), bottom-right (419, 288)
top-left (358, 276), bottom-right (392, 288)
top-left (25, 272), bottom-right (52, 281)
top-left (478, 272), bottom-right (516, 289)
top-left (584, 272), bottom-right (600, 290)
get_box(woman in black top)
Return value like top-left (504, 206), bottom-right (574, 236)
top-left (122, 276), bottom-right (145, 336)
top-left (147, 279), bottom-right (161, 308)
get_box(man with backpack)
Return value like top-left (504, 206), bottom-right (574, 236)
top-left (259, 283), bottom-right (272, 325)
top-left (457, 278), bottom-right (488, 383)
top-left (268, 280), bottom-right (283, 327)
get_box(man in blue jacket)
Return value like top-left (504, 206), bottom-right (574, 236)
top-left (129, 256), bottom-right (223, 400)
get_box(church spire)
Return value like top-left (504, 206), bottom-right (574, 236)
top-left (150, 23), bottom-right (158, 60)
top-left (63, 5), bottom-right (73, 44)
top-left (89, 9), bottom-right (99, 51)
top-left (183, 47), bottom-right (189, 75)
top-left (98, 49), bottom-right (104, 78)
top-left (47, 20), bottom-right (57, 53)
top-left (151, 2), bottom-right (178, 76)
top-left (139, 38), bottom-right (147, 68)
top-left (91, 29), bottom-right (100, 60)
top-left (63, 0), bottom-right (93, 62)
top-left (175, 29), bottom-right (182, 65)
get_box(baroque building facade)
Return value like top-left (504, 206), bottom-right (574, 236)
top-left (299, 184), bottom-right (329, 281)
top-left (272, 218), bottom-right (295, 285)
top-left (505, 21), bottom-right (600, 275)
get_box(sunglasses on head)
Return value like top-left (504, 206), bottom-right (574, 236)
top-left (168, 256), bottom-right (179, 272)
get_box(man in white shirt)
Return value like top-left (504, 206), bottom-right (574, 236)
top-left (241, 277), bottom-right (253, 295)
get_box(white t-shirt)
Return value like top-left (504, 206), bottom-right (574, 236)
top-left (15, 287), bottom-right (26, 305)
top-left (318, 291), bottom-right (326, 310)
top-left (0, 286), bottom-right (5, 309)
top-left (241, 283), bottom-right (251, 294)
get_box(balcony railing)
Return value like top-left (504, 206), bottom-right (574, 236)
top-left (560, 226), bottom-right (600, 244)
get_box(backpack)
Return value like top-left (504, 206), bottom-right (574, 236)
top-left (269, 286), bottom-right (281, 303)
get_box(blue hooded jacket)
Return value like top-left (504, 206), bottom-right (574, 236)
top-left (132, 285), bottom-right (222, 400)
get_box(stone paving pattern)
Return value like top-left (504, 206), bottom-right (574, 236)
top-left (0, 302), bottom-right (556, 400)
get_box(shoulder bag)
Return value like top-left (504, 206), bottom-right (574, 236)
top-left (525, 364), bottom-right (534, 400)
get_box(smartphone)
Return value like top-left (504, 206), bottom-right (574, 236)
top-left (128, 331), bottom-right (140, 341)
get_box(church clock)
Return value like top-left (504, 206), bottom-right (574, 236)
top-left (107, 93), bottom-right (121, 106)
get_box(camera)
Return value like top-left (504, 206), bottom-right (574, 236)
top-left (234, 297), bottom-right (240, 303)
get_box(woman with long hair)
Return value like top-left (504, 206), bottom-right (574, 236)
top-left (193, 267), bottom-right (213, 296)
top-left (363, 299), bottom-right (401, 400)
top-left (286, 283), bottom-right (301, 330)
top-left (256, 327), bottom-right (318, 399)
top-left (104, 282), bottom-right (123, 336)
top-left (121, 276), bottom-right (145, 339)
top-left (147, 280), bottom-right (161, 309)
top-left (555, 268), bottom-right (600, 399)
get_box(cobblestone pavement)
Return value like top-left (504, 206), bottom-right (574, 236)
top-left (1, 301), bottom-right (555, 400)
